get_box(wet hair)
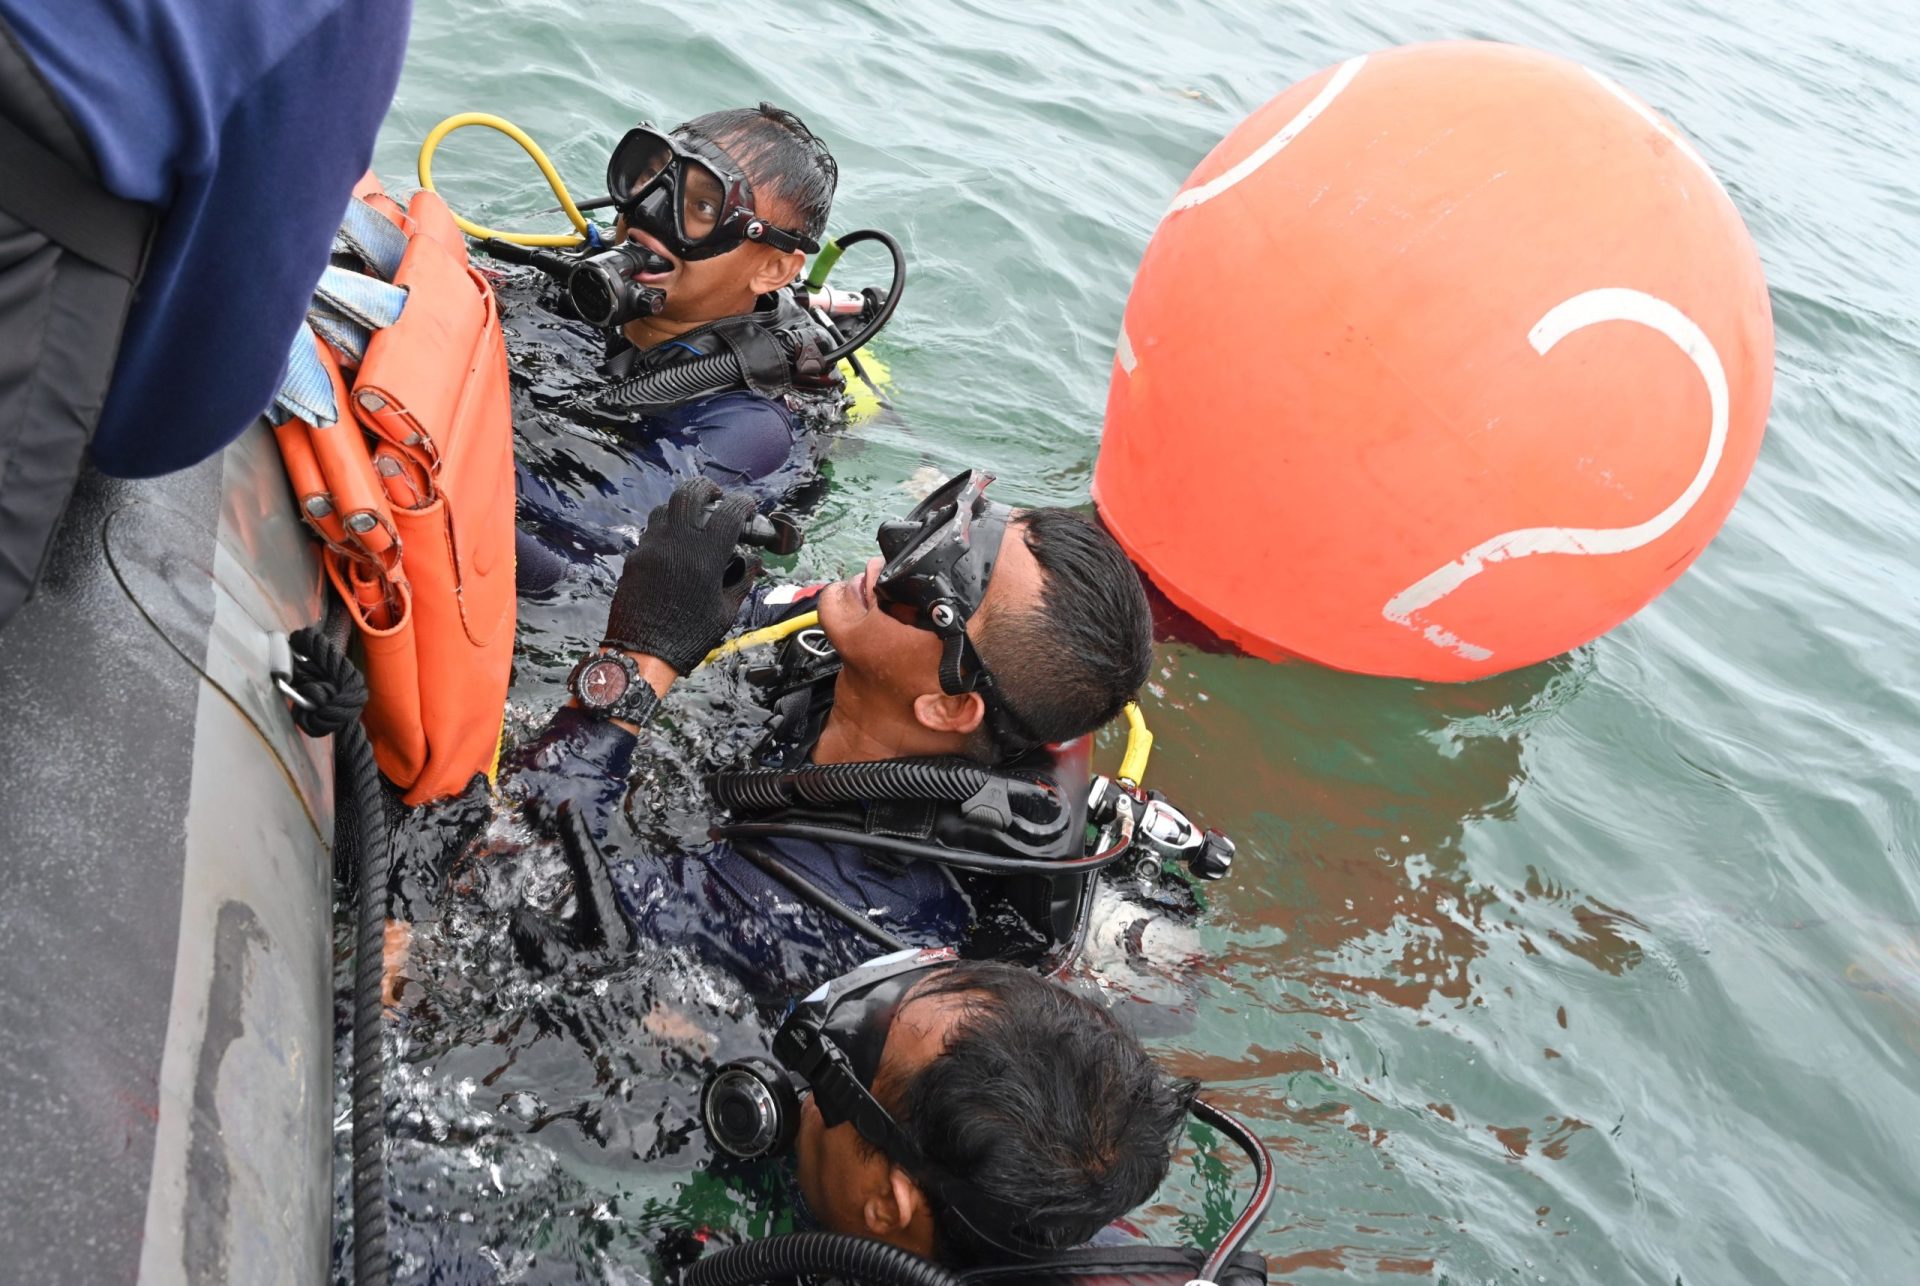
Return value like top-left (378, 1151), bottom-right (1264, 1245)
top-left (677, 102), bottom-right (838, 242)
top-left (974, 509), bottom-right (1154, 754)
top-left (875, 962), bottom-right (1198, 1267)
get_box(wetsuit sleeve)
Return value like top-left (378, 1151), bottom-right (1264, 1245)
top-left (679, 392), bottom-right (803, 489)
top-left (500, 705), bottom-right (637, 835)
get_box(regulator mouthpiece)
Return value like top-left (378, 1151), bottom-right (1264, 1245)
top-left (567, 242), bottom-right (669, 328)
top-left (739, 510), bottom-right (804, 556)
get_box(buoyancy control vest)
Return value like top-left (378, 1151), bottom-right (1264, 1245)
top-left (705, 630), bottom-right (1104, 961)
top-left (269, 176), bottom-right (517, 805)
top-left (592, 286), bottom-right (845, 416)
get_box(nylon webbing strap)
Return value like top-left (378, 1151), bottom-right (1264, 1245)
top-left (335, 197), bottom-right (408, 281)
top-left (309, 265), bottom-right (407, 364)
top-left (0, 107), bottom-right (151, 280)
top-left (272, 323), bottom-right (339, 427)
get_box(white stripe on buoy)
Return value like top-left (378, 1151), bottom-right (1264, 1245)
top-left (1164, 55), bottom-right (1368, 216)
top-left (1383, 287), bottom-right (1730, 659)
top-left (1585, 68), bottom-right (1726, 198)
top-left (1116, 322), bottom-right (1138, 375)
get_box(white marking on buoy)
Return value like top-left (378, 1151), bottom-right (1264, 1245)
top-left (1116, 323), bottom-right (1138, 375)
top-left (1585, 68), bottom-right (1726, 197)
top-left (1382, 287), bottom-right (1731, 661)
top-left (1164, 55), bottom-right (1368, 216)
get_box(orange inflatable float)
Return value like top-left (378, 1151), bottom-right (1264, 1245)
top-left (1094, 41), bottom-right (1773, 680)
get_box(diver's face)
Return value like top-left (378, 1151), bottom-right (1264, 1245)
top-left (794, 986), bottom-right (969, 1252)
top-left (816, 555), bottom-right (949, 707)
top-left (612, 216), bottom-right (795, 329)
top-left (817, 526), bottom-right (1044, 721)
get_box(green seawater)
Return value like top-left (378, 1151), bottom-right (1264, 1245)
top-left (361, 1), bottom-right (1920, 1281)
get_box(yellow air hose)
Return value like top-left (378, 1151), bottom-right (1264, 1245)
top-left (696, 611), bottom-right (1154, 786)
top-left (417, 112), bottom-right (595, 247)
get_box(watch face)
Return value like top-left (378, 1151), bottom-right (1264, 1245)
top-left (578, 657), bottom-right (632, 709)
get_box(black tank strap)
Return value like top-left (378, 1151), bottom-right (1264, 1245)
top-left (708, 314), bottom-right (793, 400)
top-left (0, 25), bottom-right (153, 281)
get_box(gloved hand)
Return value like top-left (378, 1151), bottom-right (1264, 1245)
top-left (602, 477), bottom-right (762, 673)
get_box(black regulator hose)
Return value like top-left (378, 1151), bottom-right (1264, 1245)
top-left (813, 227), bottom-right (905, 366)
top-left (685, 1232), bottom-right (961, 1286)
top-left (708, 756), bottom-right (1029, 813)
top-left (596, 345), bottom-right (774, 413)
top-left (1190, 1097), bottom-right (1275, 1283)
top-left (282, 627), bottom-right (391, 1286)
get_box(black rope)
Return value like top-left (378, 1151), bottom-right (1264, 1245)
top-left (285, 627), bottom-right (390, 1286)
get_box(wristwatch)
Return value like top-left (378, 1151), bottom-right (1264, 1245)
top-left (567, 650), bottom-right (663, 725)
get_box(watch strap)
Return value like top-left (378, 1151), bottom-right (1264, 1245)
top-left (568, 651), bottom-right (664, 726)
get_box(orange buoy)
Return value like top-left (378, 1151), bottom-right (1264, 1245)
top-left (1093, 41), bottom-right (1773, 681)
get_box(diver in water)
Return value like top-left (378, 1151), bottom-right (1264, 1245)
top-left (424, 476), bottom-right (1271, 1281)
top-left (512, 103), bottom-right (845, 588)
top-left (715, 949), bottom-right (1197, 1268)
top-left (501, 468), bottom-right (1154, 990)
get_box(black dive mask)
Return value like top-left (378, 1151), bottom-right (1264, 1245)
top-left (607, 123), bottom-right (818, 262)
top-left (701, 947), bottom-right (1059, 1258)
top-left (872, 470), bottom-right (1042, 752)
top-left (703, 947), bottom-right (953, 1164)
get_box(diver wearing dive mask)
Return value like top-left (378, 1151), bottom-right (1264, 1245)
top-left (607, 121), bottom-right (822, 261)
top-left (869, 469), bottom-right (1045, 753)
top-left (700, 948), bottom-right (1211, 1267)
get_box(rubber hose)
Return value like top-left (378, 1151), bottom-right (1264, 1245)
top-left (707, 757), bottom-right (999, 813)
top-left (1191, 1097), bottom-right (1275, 1282)
top-left (596, 346), bottom-right (779, 412)
top-left (686, 1232), bottom-right (962, 1286)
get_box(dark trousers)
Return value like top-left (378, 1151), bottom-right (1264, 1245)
top-left (0, 22), bottom-right (142, 628)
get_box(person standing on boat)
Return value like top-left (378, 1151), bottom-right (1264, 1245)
top-left (0, 0), bottom-right (411, 629)
top-left (512, 103), bottom-right (845, 590)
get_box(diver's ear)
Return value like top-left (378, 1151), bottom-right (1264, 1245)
top-left (749, 246), bottom-right (807, 295)
top-left (911, 690), bottom-right (986, 737)
top-left (864, 1165), bottom-right (928, 1239)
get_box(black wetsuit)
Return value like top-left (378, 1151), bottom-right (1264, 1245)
top-left (500, 588), bottom-right (970, 998)
top-left (505, 290), bottom-right (835, 592)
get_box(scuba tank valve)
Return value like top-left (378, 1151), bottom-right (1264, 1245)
top-left (1087, 775), bottom-right (1235, 883)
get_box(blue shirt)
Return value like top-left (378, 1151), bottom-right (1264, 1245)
top-left (0, 0), bottom-right (412, 479)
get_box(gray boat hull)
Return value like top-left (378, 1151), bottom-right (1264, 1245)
top-left (0, 423), bottom-right (334, 1284)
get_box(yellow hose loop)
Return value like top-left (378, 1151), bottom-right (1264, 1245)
top-left (417, 112), bottom-right (592, 247)
top-left (1118, 701), bottom-right (1153, 788)
top-left (700, 611), bottom-right (820, 668)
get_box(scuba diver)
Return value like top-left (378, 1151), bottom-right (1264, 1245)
top-left (699, 948), bottom-right (1201, 1271)
top-left (431, 475), bottom-right (1269, 1282)
top-left (501, 466), bottom-right (1160, 988)
top-left (508, 102), bottom-right (871, 591)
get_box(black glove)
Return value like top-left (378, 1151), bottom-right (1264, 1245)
top-left (602, 477), bottom-right (762, 673)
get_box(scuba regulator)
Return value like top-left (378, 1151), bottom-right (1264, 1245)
top-left (416, 112), bottom-right (905, 414)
